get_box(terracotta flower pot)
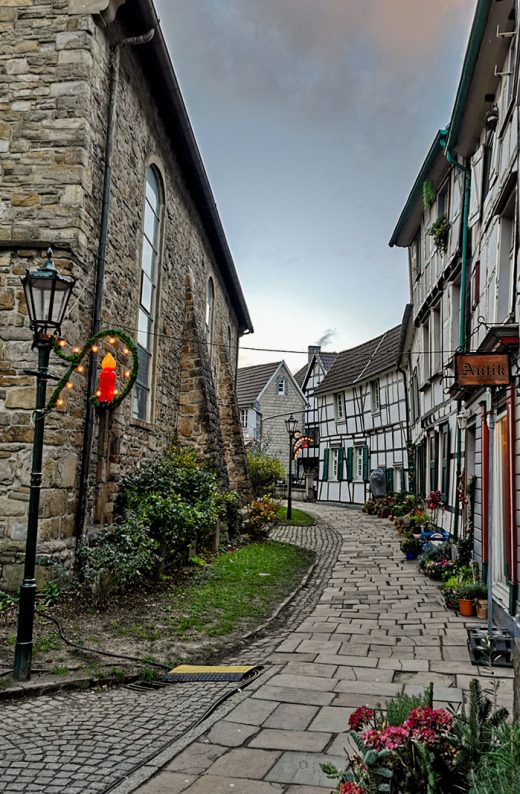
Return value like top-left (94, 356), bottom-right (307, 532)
top-left (476, 599), bottom-right (488, 620)
top-left (458, 598), bottom-right (475, 617)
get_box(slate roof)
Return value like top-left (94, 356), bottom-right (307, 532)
top-left (294, 352), bottom-right (338, 388)
top-left (236, 361), bottom-right (281, 407)
top-left (314, 325), bottom-right (403, 396)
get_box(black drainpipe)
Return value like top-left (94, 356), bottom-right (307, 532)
top-left (74, 28), bottom-right (155, 558)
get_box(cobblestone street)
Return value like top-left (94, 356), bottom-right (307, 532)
top-left (1, 505), bottom-right (514, 794)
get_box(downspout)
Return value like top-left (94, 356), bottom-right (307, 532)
top-left (74, 28), bottom-right (155, 555)
top-left (439, 130), bottom-right (471, 540)
top-left (397, 366), bottom-right (412, 491)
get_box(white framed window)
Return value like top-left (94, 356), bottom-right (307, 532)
top-left (354, 446), bottom-right (364, 481)
top-left (331, 448), bottom-right (339, 480)
top-left (370, 379), bottom-right (380, 414)
top-left (334, 392), bottom-right (344, 421)
top-left (240, 409), bottom-right (248, 428)
top-left (277, 376), bottom-right (287, 395)
top-left (205, 277), bottom-right (215, 347)
top-left (134, 165), bottom-right (162, 421)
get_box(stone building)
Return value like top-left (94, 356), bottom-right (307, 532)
top-left (0, 0), bottom-right (253, 587)
top-left (236, 361), bottom-right (307, 474)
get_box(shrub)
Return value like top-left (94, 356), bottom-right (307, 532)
top-left (246, 451), bottom-right (285, 496)
top-left (84, 447), bottom-right (222, 593)
top-left (244, 495), bottom-right (280, 540)
top-left (468, 723), bottom-right (520, 793)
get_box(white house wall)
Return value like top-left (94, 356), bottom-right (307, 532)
top-left (317, 368), bottom-right (408, 505)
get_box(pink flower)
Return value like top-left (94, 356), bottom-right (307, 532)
top-left (378, 725), bottom-right (410, 750)
top-left (348, 706), bottom-right (375, 732)
top-left (339, 783), bottom-right (367, 794)
top-left (361, 729), bottom-right (383, 750)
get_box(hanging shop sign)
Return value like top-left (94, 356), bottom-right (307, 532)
top-left (454, 352), bottom-right (511, 387)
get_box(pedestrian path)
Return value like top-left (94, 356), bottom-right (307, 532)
top-left (134, 504), bottom-right (513, 794)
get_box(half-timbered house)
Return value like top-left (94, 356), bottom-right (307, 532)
top-left (314, 318), bottom-right (410, 505)
top-left (294, 345), bottom-right (338, 479)
top-left (390, 0), bottom-right (520, 631)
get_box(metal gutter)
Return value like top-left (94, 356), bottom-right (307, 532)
top-left (389, 131), bottom-right (445, 247)
top-left (135, 0), bottom-right (253, 334)
top-left (445, 0), bottom-right (494, 153)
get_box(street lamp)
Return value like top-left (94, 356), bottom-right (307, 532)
top-left (13, 248), bottom-right (75, 681)
top-left (284, 414), bottom-right (298, 520)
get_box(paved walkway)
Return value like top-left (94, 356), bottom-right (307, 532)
top-left (131, 504), bottom-right (514, 794)
top-left (0, 505), bottom-right (514, 794)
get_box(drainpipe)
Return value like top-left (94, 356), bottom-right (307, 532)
top-left (439, 130), bottom-right (471, 540)
top-left (74, 28), bottom-right (155, 556)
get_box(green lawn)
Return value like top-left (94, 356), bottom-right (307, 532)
top-left (164, 540), bottom-right (312, 638)
top-left (276, 507), bottom-right (316, 526)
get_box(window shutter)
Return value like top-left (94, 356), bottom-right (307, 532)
top-left (362, 445), bottom-right (369, 482)
top-left (346, 447), bottom-right (353, 481)
top-left (322, 448), bottom-right (329, 481)
top-left (338, 447), bottom-right (345, 481)
top-left (385, 468), bottom-right (394, 493)
top-left (430, 434), bottom-right (438, 491)
top-left (469, 146), bottom-right (483, 227)
top-left (441, 425), bottom-right (450, 503)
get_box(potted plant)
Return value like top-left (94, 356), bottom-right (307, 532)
top-left (400, 534), bottom-right (422, 561)
top-left (473, 582), bottom-right (488, 619)
top-left (457, 581), bottom-right (477, 617)
top-left (428, 214), bottom-right (451, 255)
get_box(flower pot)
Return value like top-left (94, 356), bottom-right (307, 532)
top-left (405, 551), bottom-right (418, 561)
top-left (458, 598), bottom-right (474, 617)
top-left (476, 599), bottom-right (488, 620)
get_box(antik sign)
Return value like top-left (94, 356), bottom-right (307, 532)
top-left (455, 352), bottom-right (511, 387)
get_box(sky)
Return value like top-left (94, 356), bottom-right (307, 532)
top-left (154, 0), bottom-right (474, 372)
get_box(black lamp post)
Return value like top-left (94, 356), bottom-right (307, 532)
top-left (13, 248), bottom-right (75, 681)
top-left (284, 414), bottom-right (298, 520)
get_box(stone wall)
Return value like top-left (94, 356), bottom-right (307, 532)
top-left (0, 1), bottom-right (250, 588)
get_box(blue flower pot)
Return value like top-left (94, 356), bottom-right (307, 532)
top-left (405, 552), bottom-right (418, 561)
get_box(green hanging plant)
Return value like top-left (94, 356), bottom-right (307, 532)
top-left (428, 214), bottom-right (451, 255)
top-left (422, 179), bottom-right (437, 210)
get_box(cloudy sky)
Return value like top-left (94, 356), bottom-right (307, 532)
top-left (155, 0), bottom-right (473, 371)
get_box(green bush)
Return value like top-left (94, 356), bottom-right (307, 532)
top-left (468, 723), bottom-right (520, 793)
top-left (246, 450), bottom-right (285, 496)
top-left (84, 447), bottom-right (222, 592)
top-left (244, 495), bottom-right (280, 540)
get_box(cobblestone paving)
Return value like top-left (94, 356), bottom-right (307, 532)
top-left (0, 517), bottom-right (341, 794)
top-left (137, 505), bottom-right (515, 793)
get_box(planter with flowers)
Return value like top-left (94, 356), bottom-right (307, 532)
top-left (400, 534), bottom-right (422, 561)
top-left (428, 214), bottom-right (451, 255)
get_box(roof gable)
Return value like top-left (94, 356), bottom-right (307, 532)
top-left (314, 326), bottom-right (402, 396)
top-left (236, 361), bottom-right (281, 406)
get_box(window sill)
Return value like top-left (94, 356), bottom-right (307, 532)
top-left (130, 417), bottom-right (153, 431)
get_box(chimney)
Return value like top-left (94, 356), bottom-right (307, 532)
top-left (308, 345), bottom-right (320, 364)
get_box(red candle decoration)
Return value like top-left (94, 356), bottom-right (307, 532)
top-left (98, 352), bottom-right (117, 402)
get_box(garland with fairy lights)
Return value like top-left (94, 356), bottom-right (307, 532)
top-left (45, 329), bottom-right (139, 415)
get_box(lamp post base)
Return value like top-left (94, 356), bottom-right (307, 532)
top-left (13, 581), bottom-right (37, 681)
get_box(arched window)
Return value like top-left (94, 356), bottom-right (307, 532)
top-left (205, 277), bottom-right (214, 348)
top-left (133, 166), bottom-right (162, 421)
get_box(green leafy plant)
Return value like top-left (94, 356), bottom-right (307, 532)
top-left (246, 450), bottom-right (285, 497)
top-left (36, 581), bottom-right (61, 607)
top-left (468, 723), bottom-right (520, 793)
top-left (0, 590), bottom-right (17, 611)
top-left (386, 684), bottom-right (433, 726)
top-left (243, 495), bottom-right (280, 540)
top-left (428, 214), bottom-right (451, 255)
top-left (422, 179), bottom-right (437, 209)
top-left (400, 534), bottom-right (422, 556)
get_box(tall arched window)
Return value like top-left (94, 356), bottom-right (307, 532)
top-left (133, 166), bottom-right (162, 420)
top-left (205, 277), bottom-right (214, 348)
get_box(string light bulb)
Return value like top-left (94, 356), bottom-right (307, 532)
top-left (65, 381), bottom-right (74, 389)
top-left (114, 389), bottom-right (119, 395)
top-left (108, 336), bottom-right (116, 344)
top-left (95, 390), bottom-right (101, 397)
top-left (76, 365), bottom-right (84, 373)
top-left (72, 346), bottom-right (80, 353)
top-left (123, 347), bottom-right (129, 355)
top-left (91, 344), bottom-right (99, 353)
top-left (58, 339), bottom-right (66, 348)
top-left (57, 398), bottom-right (64, 407)
top-left (124, 369), bottom-right (131, 378)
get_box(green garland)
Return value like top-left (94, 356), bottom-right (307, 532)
top-left (45, 328), bottom-right (139, 415)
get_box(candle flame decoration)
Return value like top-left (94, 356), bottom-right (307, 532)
top-left (46, 328), bottom-right (138, 415)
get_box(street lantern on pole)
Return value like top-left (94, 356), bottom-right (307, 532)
top-left (13, 248), bottom-right (75, 681)
top-left (284, 414), bottom-right (298, 520)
